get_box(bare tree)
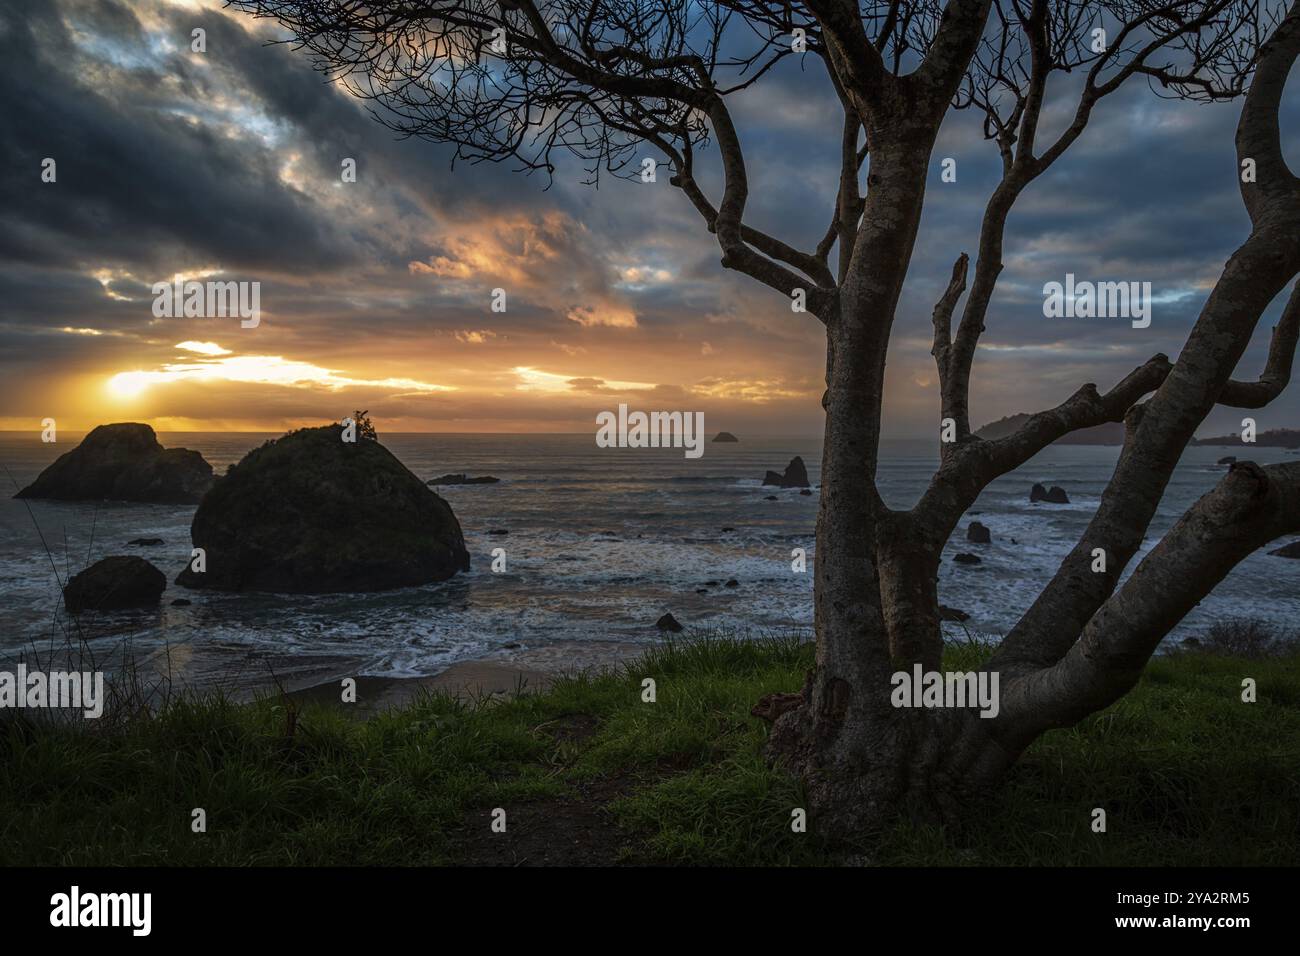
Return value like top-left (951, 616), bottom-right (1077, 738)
top-left (230, 0), bottom-right (1300, 838)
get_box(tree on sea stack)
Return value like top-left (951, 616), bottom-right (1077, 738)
top-left (351, 410), bottom-right (378, 441)
top-left (233, 0), bottom-right (1300, 839)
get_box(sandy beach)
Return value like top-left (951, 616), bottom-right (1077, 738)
top-left (285, 640), bottom-right (654, 717)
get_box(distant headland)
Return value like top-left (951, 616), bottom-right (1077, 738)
top-left (976, 416), bottom-right (1299, 448)
top-left (1191, 428), bottom-right (1300, 448)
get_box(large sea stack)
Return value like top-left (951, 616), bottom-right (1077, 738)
top-left (16, 423), bottom-right (213, 504)
top-left (175, 424), bottom-right (470, 593)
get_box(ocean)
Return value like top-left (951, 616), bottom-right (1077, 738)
top-left (1, 431), bottom-right (1297, 694)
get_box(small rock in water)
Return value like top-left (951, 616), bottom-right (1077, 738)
top-left (799, 488), bottom-right (813, 496)
top-left (725, 579), bottom-right (739, 588)
top-left (1030, 483), bottom-right (1069, 504)
top-left (967, 521), bottom-right (991, 544)
top-left (721, 527), bottom-right (735, 533)
top-left (65, 556), bottom-right (166, 611)
top-left (503, 642), bottom-right (521, 649)
top-left (128, 537), bottom-right (165, 546)
top-left (1218, 456), bottom-right (1237, 465)
top-left (953, 553), bottom-right (982, 565)
top-left (427, 474), bottom-right (500, 485)
top-left (712, 431), bottom-right (740, 443)
top-left (764, 495), bottom-right (779, 501)
top-left (170, 598), bottom-right (192, 606)
top-left (656, 613), bottom-right (684, 633)
top-left (488, 529), bottom-right (509, 535)
top-left (1268, 540), bottom-right (1300, 559)
top-left (762, 455), bottom-right (811, 488)
top-left (939, 605), bottom-right (970, 622)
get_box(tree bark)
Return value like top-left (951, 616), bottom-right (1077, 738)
top-left (767, 135), bottom-right (968, 834)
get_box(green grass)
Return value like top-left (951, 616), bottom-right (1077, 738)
top-left (1, 634), bottom-right (1297, 866)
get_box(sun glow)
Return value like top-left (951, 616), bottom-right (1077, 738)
top-left (107, 371), bottom-right (151, 399)
top-left (104, 355), bottom-right (454, 398)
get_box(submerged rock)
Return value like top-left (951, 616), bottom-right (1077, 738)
top-left (762, 456), bottom-right (810, 488)
top-left (127, 537), bottom-right (164, 546)
top-left (427, 474), bottom-right (500, 485)
top-left (953, 553), bottom-right (982, 565)
top-left (64, 556), bottom-right (166, 612)
top-left (16, 423), bottom-right (212, 504)
top-left (176, 424), bottom-right (470, 593)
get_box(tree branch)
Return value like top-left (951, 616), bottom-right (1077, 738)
top-left (803, 0), bottom-right (890, 118)
top-left (1000, 459), bottom-right (1300, 744)
top-left (917, 352), bottom-right (1171, 519)
top-left (944, 1), bottom-right (1253, 438)
top-left (912, 0), bottom-right (997, 114)
top-left (1219, 278), bottom-right (1300, 407)
top-left (992, 3), bottom-right (1300, 675)
top-left (702, 95), bottom-right (839, 317)
top-left (930, 252), bottom-right (969, 401)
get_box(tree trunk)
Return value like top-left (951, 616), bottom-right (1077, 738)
top-left (767, 305), bottom-right (902, 839)
top-left (875, 512), bottom-right (945, 670)
top-left (765, 137), bottom-right (997, 837)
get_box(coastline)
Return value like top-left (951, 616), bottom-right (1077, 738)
top-left (286, 639), bottom-right (654, 717)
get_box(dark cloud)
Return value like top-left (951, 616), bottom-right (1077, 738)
top-left (1, 0), bottom-right (1297, 439)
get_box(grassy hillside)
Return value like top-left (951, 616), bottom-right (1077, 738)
top-left (2, 632), bottom-right (1296, 866)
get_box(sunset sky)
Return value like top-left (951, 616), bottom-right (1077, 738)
top-left (2, 0), bottom-right (1298, 436)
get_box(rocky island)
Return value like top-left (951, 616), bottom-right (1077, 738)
top-left (15, 423), bottom-right (213, 504)
top-left (176, 424), bottom-right (470, 593)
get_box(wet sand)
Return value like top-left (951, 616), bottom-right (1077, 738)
top-left (288, 660), bottom-right (552, 715)
top-left (135, 636), bottom-right (658, 717)
top-left (287, 640), bottom-right (654, 717)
